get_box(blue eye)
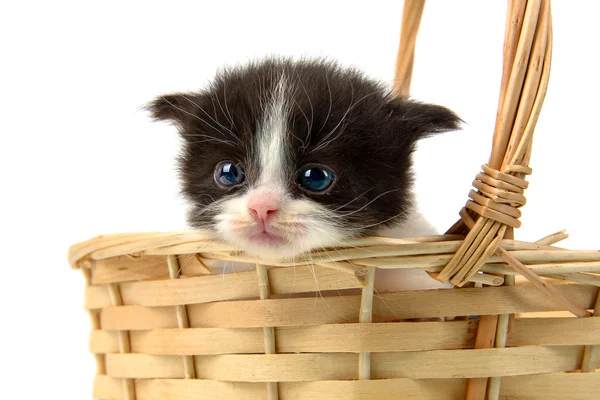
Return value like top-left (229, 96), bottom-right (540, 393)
top-left (297, 165), bottom-right (335, 193)
top-left (215, 161), bottom-right (245, 187)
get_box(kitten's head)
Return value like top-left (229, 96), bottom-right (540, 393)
top-left (149, 58), bottom-right (460, 260)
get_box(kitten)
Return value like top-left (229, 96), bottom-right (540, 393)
top-left (149, 58), bottom-right (460, 290)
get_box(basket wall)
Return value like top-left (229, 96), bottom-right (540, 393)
top-left (72, 236), bottom-right (600, 400)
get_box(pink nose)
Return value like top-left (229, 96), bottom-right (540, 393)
top-left (247, 196), bottom-right (279, 226)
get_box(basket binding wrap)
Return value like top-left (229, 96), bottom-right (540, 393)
top-left (69, 1), bottom-right (600, 399)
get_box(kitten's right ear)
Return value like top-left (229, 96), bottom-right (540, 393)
top-left (147, 93), bottom-right (197, 125)
top-left (386, 96), bottom-right (462, 141)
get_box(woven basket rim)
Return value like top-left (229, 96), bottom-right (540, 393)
top-left (67, 231), bottom-right (459, 267)
top-left (68, 229), bottom-right (600, 289)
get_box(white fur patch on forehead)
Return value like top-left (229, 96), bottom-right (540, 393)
top-left (256, 75), bottom-right (290, 187)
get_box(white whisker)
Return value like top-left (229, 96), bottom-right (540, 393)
top-left (160, 96), bottom-right (239, 145)
top-left (313, 89), bottom-right (382, 152)
top-left (344, 209), bottom-right (410, 231)
top-left (331, 188), bottom-right (374, 211)
top-left (335, 189), bottom-right (401, 218)
top-left (179, 95), bottom-right (241, 144)
top-left (318, 71), bottom-right (333, 134)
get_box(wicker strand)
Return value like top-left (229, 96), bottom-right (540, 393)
top-left (465, 165), bottom-right (529, 229)
top-left (256, 264), bottom-right (279, 400)
top-left (581, 290), bottom-right (600, 372)
top-left (465, 315), bottom-right (498, 400)
top-left (489, 225), bottom-right (569, 399)
top-left (81, 266), bottom-right (106, 376)
top-left (535, 229), bottom-right (569, 246)
top-left (166, 255), bottom-right (196, 379)
top-left (429, 271), bottom-right (504, 287)
top-left (454, 1), bottom-right (552, 397)
top-left (107, 282), bottom-right (136, 400)
top-left (486, 274), bottom-right (516, 400)
top-left (494, 0), bottom-right (526, 132)
top-left (489, 0), bottom-right (542, 169)
top-left (497, 247), bottom-right (590, 318)
top-left (393, 0), bottom-right (426, 96)
top-left (440, 0), bottom-right (551, 286)
top-left (358, 266), bottom-right (376, 380)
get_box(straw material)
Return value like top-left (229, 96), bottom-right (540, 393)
top-left (69, 0), bottom-right (599, 399)
top-left (71, 230), bottom-right (600, 399)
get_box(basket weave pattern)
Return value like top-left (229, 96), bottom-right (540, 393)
top-left (69, 1), bottom-right (600, 399)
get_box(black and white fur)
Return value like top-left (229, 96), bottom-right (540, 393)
top-left (149, 58), bottom-right (460, 288)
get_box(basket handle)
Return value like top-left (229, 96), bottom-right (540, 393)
top-left (393, 2), bottom-right (590, 398)
top-left (393, 1), bottom-right (557, 290)
top-left (393, 0), bottom-right (426, 96)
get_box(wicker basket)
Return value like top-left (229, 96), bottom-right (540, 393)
top-left (69, 1), bottom-right (600, 399)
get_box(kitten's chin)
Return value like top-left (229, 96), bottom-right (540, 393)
top-left (232, 237), bottom-right (316, 262)
top-left (247, 232), bottom-right (287, 247)
top-left (217, 229), bottom-right (343, 262)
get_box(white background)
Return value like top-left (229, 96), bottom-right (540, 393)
top-left (1, 1), bottom-right (599, 398)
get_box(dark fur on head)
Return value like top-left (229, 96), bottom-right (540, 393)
top-left (149, 58), bottom-right (460, 259)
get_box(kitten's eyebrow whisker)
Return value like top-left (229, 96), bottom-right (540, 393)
top-left (177, 95), bottom-right (242, 144)
top-left (313, 89), bottom-right (382, 152)
top-left (162, 96), bottom-right (241, 147)
top-left (313, 76), bottom-right (355, 152)
top-left (211, 95), bottom-right (234, 132)
top-left (318, 72), bottom-right (333, 134)
top-left (219, 82), bottom-right (238, 131)
top-left (294, 72), bottom-right (314, 149)
top-left (290, 98), bottom-right (310, 148)
top-left (182, 135), bottom-right (239, 148)
top-left (160, 96), bottom-right (239, 145)
top-left (179, 94), bottom-right (238, 137)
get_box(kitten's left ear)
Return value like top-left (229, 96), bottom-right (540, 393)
top-left (147, 93), bottom-right (202, 126)
top-left (388, 97), bottom-right (463, 140)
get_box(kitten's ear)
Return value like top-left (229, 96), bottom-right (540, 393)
top-left (388, 97), bottom-right (462, 140)
top-left (147, 93), bottom-right (200, 125)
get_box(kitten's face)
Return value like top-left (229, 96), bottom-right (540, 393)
top-left (150, 59), bottom-right (459, 260)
